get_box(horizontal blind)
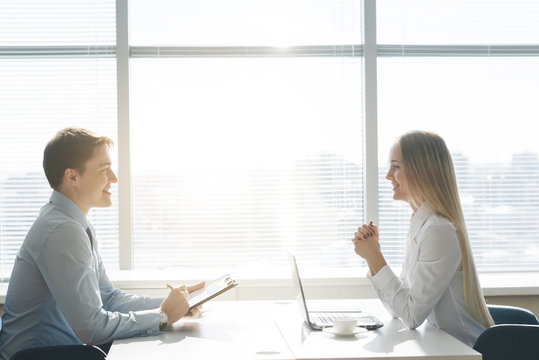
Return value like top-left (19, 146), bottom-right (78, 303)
top-left (455, 153), bottom-right (539, 271)
top-left (0, 0), bottom-right (118, 279)
top-left (0, 0), bottom-right (115, 46)
top-left (129, 0), bottom-right (365, 277)
top-left (130, 0), bottom-right (362, 47)
top-left (377, 0), bottom-right (539, 45)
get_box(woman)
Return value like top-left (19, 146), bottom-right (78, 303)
top-left (353, 130), bottom-right (493, 347)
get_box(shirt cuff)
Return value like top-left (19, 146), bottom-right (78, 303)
top-left (136, 308), bottom-right (162, 336)
top-left (369, 264), bottom-right (396, 291)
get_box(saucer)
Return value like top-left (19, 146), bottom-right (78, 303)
top-left (322, 327), bottom-right (367, 336)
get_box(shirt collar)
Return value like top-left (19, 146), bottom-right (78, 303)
top-left (49, 190), bottom-right (89, 229)
top-left (409, 201), bottom-right (434, 240)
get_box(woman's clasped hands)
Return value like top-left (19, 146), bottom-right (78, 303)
top-left (352, 221), bottom-right (386, 275)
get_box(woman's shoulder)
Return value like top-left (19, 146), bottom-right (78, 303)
top-left (418, 213), bottom-right (459, 249)
top-left (415, 202), bottom-right (457, 233)
top-left (424, 212), bottom-right (456, 231)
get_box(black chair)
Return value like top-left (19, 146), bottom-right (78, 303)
top-left (10, 345), bottom-right (107, 360)
top-left (488, 304), bottom-right (539, 325)
top-left (2, 315), bottom-right (109, 360)
top-left (473, 305), bottom-right (539, 360)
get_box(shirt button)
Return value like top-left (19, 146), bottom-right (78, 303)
top-left (146, 329), bottom-right (153, 335)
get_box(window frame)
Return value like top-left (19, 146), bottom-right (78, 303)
top-left (116, 0), bottom-right (539, 274)
top-left (116, 0), bottom-right (371, 272)
top-left (1, 0), bottom-right (538, 294)
top-left (111, 0), bottom-right (539, 295)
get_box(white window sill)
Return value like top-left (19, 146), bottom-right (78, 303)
top-left (107, 270), bottom-right (539, 299)
top-left (2, 272), bottom-right (538, 305)
top-left (477, 272), bottom-right (539, 296)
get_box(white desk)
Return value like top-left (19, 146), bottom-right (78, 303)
top-left (108, 301), bottom-right (293, 360)
top-left (272, 299), bottom-right (481, 360)
top-left (107, 300), bottom-right (481, 360)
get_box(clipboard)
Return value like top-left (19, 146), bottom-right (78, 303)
top-left (188, 274), bottom-right (239, 310)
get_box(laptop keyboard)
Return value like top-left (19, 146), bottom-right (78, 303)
top-left (311, 312), bottom-right (365, 326)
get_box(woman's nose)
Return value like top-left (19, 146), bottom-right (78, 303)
top-left (110, 169), bottom-right (118, 183)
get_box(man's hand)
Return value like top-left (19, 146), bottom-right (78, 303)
top-left (160, 287), bottom-right (189, 325)
top-left (160, 281), bottom-right (206, 325)
top-left (186, 281), bottom-right (206, 294)
top-left (183, 281), bottom-right (206, 318)
top-left (184, 305), bottom-right (203, 318)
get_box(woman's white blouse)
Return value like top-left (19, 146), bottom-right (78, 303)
top-left (368, 202), bottom-right (485, 347)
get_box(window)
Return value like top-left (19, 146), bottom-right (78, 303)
top-left (377, 0), bottom-right (539, 271)
top-left (0, 0), bottom-right (118, 278)
top-left (1, 0), bottom-right (539, 281)
top-left (128, 0), bottom-right (364, 276)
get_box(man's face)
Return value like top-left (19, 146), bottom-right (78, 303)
top-left (75, 144), bottom-right (117, 214)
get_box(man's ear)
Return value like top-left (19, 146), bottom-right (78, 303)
top-left (64, 168), bottom-right (78, 186)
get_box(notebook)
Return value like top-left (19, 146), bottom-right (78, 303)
top-left (289, 253), bottom-right (384, 330)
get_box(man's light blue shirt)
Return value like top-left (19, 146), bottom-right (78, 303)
top-left (0, 191), bottom-right (164, 360)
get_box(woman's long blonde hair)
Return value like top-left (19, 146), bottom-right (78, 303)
top-left (398, 130), bottom-right (494, 328)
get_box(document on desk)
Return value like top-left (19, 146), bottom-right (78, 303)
top-left (188, 274), bottom-right (238, 309)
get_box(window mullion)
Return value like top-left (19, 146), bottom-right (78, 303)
top-left (116, 0), bottom-right (133, 270)
top-left (363, 0), bottom-right (379, 225)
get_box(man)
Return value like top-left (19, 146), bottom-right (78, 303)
top-left (0, 128), bottom-right (204, 360)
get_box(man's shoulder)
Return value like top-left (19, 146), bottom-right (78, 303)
top-left (25, 206), bottom-right (86, 251)
top-left (38, 200), bottom-right (83, 230)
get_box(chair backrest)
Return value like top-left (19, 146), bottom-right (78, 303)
top-left (488, 304), bottom-right (539, 325)
top-left (473, 324), bottom-right (539, 360)
top-left (475, 305), bottom-right (539, 360)
top-left (10, 345), bottom-right (106, 360)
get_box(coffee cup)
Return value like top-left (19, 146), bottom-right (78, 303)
top-left (332, 318), bottom-right (358, 334)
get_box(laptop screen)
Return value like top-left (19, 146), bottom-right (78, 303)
top-left (288, 252), bottom-right (384, 331)
top-left (288, 252), bottom-right (312, 324)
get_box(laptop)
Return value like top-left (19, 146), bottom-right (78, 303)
top-left (289, 253), bottom-right (384, 330)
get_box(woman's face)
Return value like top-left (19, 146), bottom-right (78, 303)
top-left (385, 143), bottom-right (410, 203)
